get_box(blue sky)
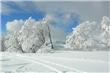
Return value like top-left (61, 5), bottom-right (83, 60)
top-left (1, 1), bottom-right (46, 33)
top-left (1, 1), bottom-right (109, 34)
top-left (1, 9), bottom-right (45, 33)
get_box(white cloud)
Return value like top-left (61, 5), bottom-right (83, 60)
top-left (50, 25), bottom-right (66, 42)
top-left (1, 2), bottom-right (16, 15)
top-left (12, 1), bottom-right (38, 13)
top-left (44, 13), bottom-right (80, 33)
top-left (6, 19), bottom-right (24, 32)
top-left (1, 1), bottom-right (109, 21)
top-left (34, 1), bottom-right (109, 21)
top-left (1, 1), bottom-right (37, 15)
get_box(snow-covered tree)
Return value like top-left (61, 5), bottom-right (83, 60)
top-left (66, 16), bottom-right (110, 51)
top-left (4, 32), bottom-right (23, 53)
top-left (2, 16), bottom-right (53, 53)
top-left (0, 36), bottom-right (6, 51)
top-left (100, 16), bottom-right (110, 50)
top-left (17, 17), bottom-right (47, 53)
top-left (3, 19), bottom-right (24, 53)
top-left (2, 16), bottom-right (55, 53)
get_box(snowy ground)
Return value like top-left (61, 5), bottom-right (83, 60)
top-left (0, 51), bottom-right (110, 73)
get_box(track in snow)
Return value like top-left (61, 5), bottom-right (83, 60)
top-left (9, 54), bottom-right (61, 72)
top-left (14, 54), bottom-right (83, 72)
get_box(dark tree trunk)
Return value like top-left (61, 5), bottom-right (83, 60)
top-left (47, 25), bottom-right (54, 49)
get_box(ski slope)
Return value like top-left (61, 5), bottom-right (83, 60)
top-left (0, 51), bottom-right (110, 73)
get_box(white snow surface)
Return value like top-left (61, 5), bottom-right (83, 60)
top-left (0, 51), bottom-right (109, 73)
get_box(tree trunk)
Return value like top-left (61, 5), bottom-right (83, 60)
top-left (47, 25), bottom-right (54, 49)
